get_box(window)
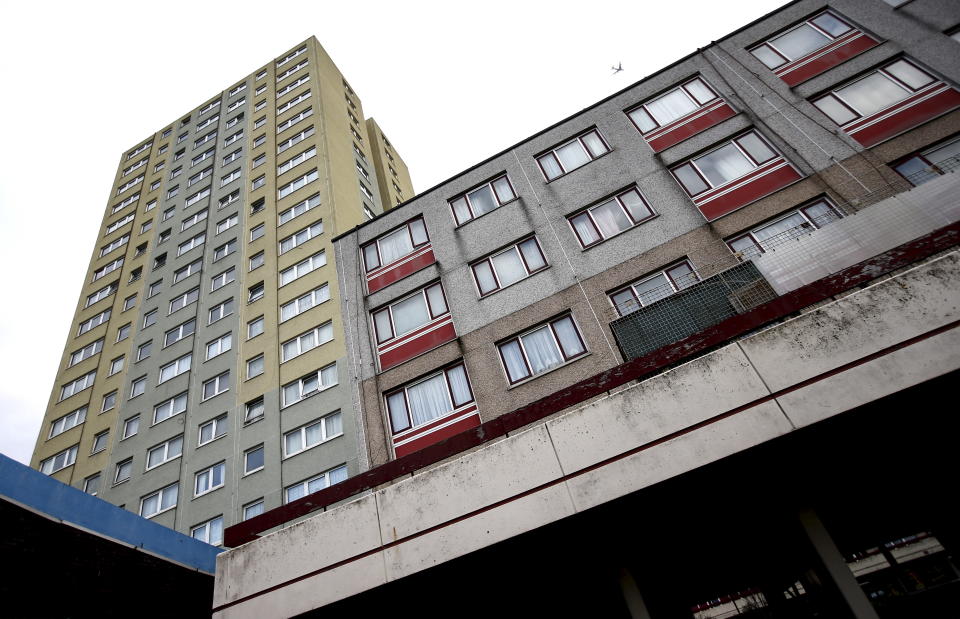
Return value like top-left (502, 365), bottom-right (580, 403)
top-left (537, 129), bottom-right (610, 181)
top-left (281, 363), bottom-right (337, 407)
top-left (213, 239), bottom-right (237, 262)
top-left (176, 233), bottom-right (206, 257)
top-left (627, 77), bottom-right (719, 133)
top-left (256, 68), bottom-right (268, 80)
top-left (123, 293), bottom-right (138, 311)
top-left (181, 209), bottom-right (208, 232)
top-left (812, 59), bottom-right (936, 127)
top-left (205, 333), bottom-right (232, 360)
top-left (359, 182), bottom-right (374, 200)
top-left (78, 310), bottom-right (111, 336)
top-left (140, 483), bottom-right (178, 518)
top-left (727, 199), bottom-right (842, 260)
top-left (361, 218), bottom-right (428, 272)
top-left (251, 175), bottom-right (265, 190)
top-left (449, 175), bottom-right (516, 226)
top-left (154, 392), bottom-right (187, 424)
top-left (228, 97), bottom-right (246, 112)
top-left (249, 251), bottom-right (265, 271)
top-left (250, 223), bottom-right (265, 241)
top-left (170, 166), bottom-right (183, 180)
top-left (146, 436), bottom-right (183, 470)
top-left (278, 146), bottom-right (316, 175)
top-left (252, 152), bottom-right (266, 166)
top-left (91, 430), bottom-right (109, 454)
top-left (277, 126), bottom-right (314, 154)
top-left (128, 267), bottom-right (142, 283)
top-left (276, 74), bottom-right (309, 98)
top-left (285, 413), bottom-right (343, 461)
top-left (277, 59), bottom-right (308, 82)
top-left (199, 414), bottom-right (228, 446)
top-left (280, 283), bottom-right (329, 321)
top-left (248, 282), bottom-right (265, 303)
top-left (245, 397), bottom-right (265, 423)
top-left (672, 130), bottom-right (780, 197)
top-left (127, 141), bottom-right (152, 160)
top-left (68, 339), bottom-right (103, 367)
top-left (277, 107), bottom-right (313, 134)
top-left (137, 341), bottom-right (152, 361)
top-left (101, 390), bottom-right (117, 412)
top-left (750, 11), bottom-right (856, 70)
top-left (186, 187), bottom-right (211, 206)
top-left (100, 234), bottom-right (129, 257)
top-left (166, 185), bottom-right (179, 199)
top-left (243, 500), bottom-right (264, 520)
top-left (199, 98), bottom-right (220, 115)
top-left (105, 212), bottom-right (135, 235)
top-left (217, 213), bottom-right (239, 235)
top-left (143, 309), bottom-right (157, 328)
top-left (108, 355), bottom-right (125, 376)
top-left (247, 316), bottom-right (265, 339)
top-left (278, 168), bottom-right (318, 199)
top-left (117, 323), bottom-right (131, 342)
top-left (208, 299), bottom-right (234, 324)
top-left (191, 516), bottom-right (224, 546)
top-left (224, 130), bottom-right (243, 146)
top-left (472, 237), bottom-right (547, 296)
top-left (168, 287), bottom-right (200, 315)
top-left (279, 220), bottom-right (322, 253)
top-left (229, 83), bottom-right (246, 96)
top-left (210, 267), bottom-right (236, 291)
top-left (161, 207), bottom-right (175, 223)
top-left (115, 458), bottom-right (132, 484)
top-left (250, 197), bottom-right (265, 214)
top-left (112, 193), bottom-right (141, 214)
top-left (59, 370), bottom-right (96, 401)
top-left (246, 354), bottom-right (264, 378)
top-left (154, 161), bottom-right (166, 173)
top-left (159, 142), bottom-right (169, 152)
top-left (174, 148), bottom-right (185, 160)
top-left (141, 220), bottom-right (153, 234)
top-left (221, 168), bottom-right (242, 187)
top-left (194, 131), bottom-right (217, 149)
top-left (385, 363), bottom-right (474, 433)
top-left (49, 407), bottom-right (86, 439)
top-left (195, 462), bottom-right (226, 497)
top-left (280, 250), bottom-right (325, 285)
top-left (253, 134), bottom-right (266, 149)
top-left (244, 445), bottom-right (264, 474)
top-left (39, 446), bottom-right (78, 475)
top-left (282, 322), bottom-right (333, 362)
top-left (277, 45), bottom-right (307, 67)
top-left (130, 375), bottom-right (146, 397)
top-left (609, 261), bottom-right (700, 317)
top-left (202, 371), bottom-right (230, 400)
top-left (116, 175), bottom-right (144, 196)
top-left (84, 474), bottom-right (101, 496)
top-left (498, 315), bottom-right (587, 384)
top-left (285, 465), bottom-right (348, 503)
top-left (893, 135), bottom-right (960, 185)
top-left (278, 193), bottom-right (320, 225)
top-left (172, 259), bottom-right (202, 284)
top-left (122, 157), bottom-right (149, 177)
top-left (225, 113), bottom-right (243, 129)
top-left (222, 148), bottom-right (242, 166)
top-left (158, 353), bottom-right (191, 384)
top-left (188, 166), bottom-right (213, 188)
top-left (373, 284), bottom-right (446, 346)
top-left (152, 252), bottom-right (167, 269)
top-left (278, 90), bottom-right (311, 114)
top-left (164, 319), bottom-right (196, 347)
top-left (122, 415), bottom-right (139, 440)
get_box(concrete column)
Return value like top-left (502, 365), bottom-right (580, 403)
top-left (799, 509), bottom-right (880, 619)
top-left (618, 568), bottom-right (653, 619)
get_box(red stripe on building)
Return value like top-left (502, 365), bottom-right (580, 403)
top-left (847, 87), bottom-right (960, 148)
top-left (394, 410), bottom-right (481, 458)
top-left (776, 32), bottom-right (879, 87)
top-left (366, 247), bottom-right (437, 293)
top-left (646, 103), bottom-right (737, 152)
top-left (379, 320), bottom-right (456, 370)
top-left (695, 163), bottom-right (802, 221)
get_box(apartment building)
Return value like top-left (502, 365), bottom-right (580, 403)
top-left (217, 0), bottom-right (960, 616)
top-left (29, 37), bottom-right (414, 543)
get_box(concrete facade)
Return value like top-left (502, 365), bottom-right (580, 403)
top-left (332, 0), bottom-right (960, 467)
top-left (30, 37), bottom-right (415, 542)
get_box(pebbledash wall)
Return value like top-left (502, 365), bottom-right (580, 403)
top-left (30, 37), bottom-right (414, 542)
top-left (333, 0), bottom-right (960, 468)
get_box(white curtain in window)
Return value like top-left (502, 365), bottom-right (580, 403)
top-left (555, 141), bottom-right (590, 171)
top-left (491, 249), bottom-right (527, 287)
top-left (685, 79), bottom-right (716, 105)
top-left (305, 423), bottom-right (322, 445)
top-left (492, 177), bottom-right (515, 202)
top-left (553, 317), bottom-right (585, 358)
top-left (646, 89), bottom-right (698, 125)
top-left (407, 374), bottom-right (452, 426)
top-left (320, 364), bottom-right (337, 387)
top-left (696, 143), bottom-right (754, 186)
top-left (160, 485), bottom-right (177, 510)
top-left (674, 164), bottom-right (709, 195)
top-left (409, 219), bottom-right (429, 246)
top-left (581, 131), bottom-right (607, 158)
top-left (771, 24), bottom-right (829, 60)
top-left (500, 340), bottom-right (530, 382)
top-left (473, 261), bottom-right (498, 294)
top-left (629, 107), bottom-right (657, 132)
top-left (328, 466), bottom-right (348, 485)
top-left (619, 190), bottom-right (652, 222)
top-left (521, 327), bottom-right (563, 374)
top-left (518, 239), bottom-right (546, 271)
top-left (426, 285), bottom-right (447, 316)
top-left (325, 412), bottom-right (342, 437)
top-left (467, 186), bottom-right (498, 215)
top-left (540, 154), bottom-right (564, 179)
top-left (571, 214), bottom-right (601, 245)
top-left (378, 228), bottom-right (414, 264)
top-left (451, 197), bottom-right (472, 224)
top-left (285, 433), bottom-right (300, 455)
top-left (392, 294), bottom-right (429, 336)
top-left (387, 392), bottom-right (410, 432)
top-left (836, 73), bottom-right (908, 116)
top-left (884, 60), bottom-right (933, 90)
top-left (590, 200), bottom-right (632, 237)
top-left (447, 365), bottom-right (472, 407)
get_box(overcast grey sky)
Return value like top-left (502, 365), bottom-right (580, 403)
top-left (0, 0), bottom-right (777, 464)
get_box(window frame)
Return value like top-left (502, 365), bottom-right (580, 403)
top-left (608, 260), bottom-right (701, 317)
top-left (283, 411), bottom-right (343, 458)
top-left (194, 462), bottom-right (226, 497)
top-left (145, 435), bottom-right (183, 471)
top-left (626, 77), bottom-right (721, 135)
top-left (140, 483), bottom-right (178, 519)
top-left (384, 363), bottom-right (475, 435)
top-left (496, 315), bottom-right (589, 385)
top-left (535, 128), bottom-right (611, 181)
top-left (361, 217), bottom-right (429, 273)
top-left (749, 10), bottom-right (858, 70)
top-left (201, 371), bottom-right (231, 401)
top-left (448, 174), bottom-right (518, 226)
top-left (671, 130), bottom-right (783, 197)
top-left (281, 362), bottom-right (337, 408)
top-left (198, 413), bottom-right (228, 447)
top-left (281, 321), bottom-right (334, 362)
top-left (725, 198), bottom-right (843, 259)
top-left (470, 236), bottom-right (548, 297)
